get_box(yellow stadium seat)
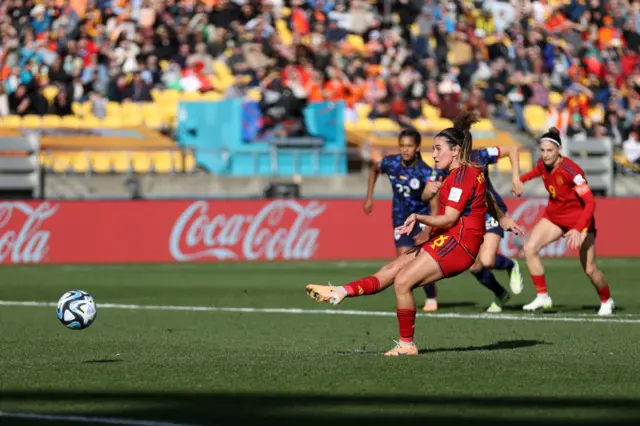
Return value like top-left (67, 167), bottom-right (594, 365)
top-left (346, 34), bottom-right (365, 52)
top-left (356, 104), bottom-right (372, 120)
top-left (151, 152), bottom-right (173, 173)
top-left (345, 121), bottom-right (356, 131)
top-left (213, 61), bottom-right (235, 92)
top-left (78, 115), bottom-right (101, 129)
top-left (113, 152), bottom-right (132, 173)
top-left (0, 115), bottom-right (21, 128)
top-left (22, 115), bottom-right (42, 129)
top-left (163, 89), bottom-right (181, 102)
top-left (159, 104), bottom-right (178, 126)
top-left (141, 103), bottom-right (159, 118)
top-left (106, 102), bottom-right (122, 117)
top-left (143, 114), bottom-right (163, 129)
top-left (181, 91), bottom-right (203, 101)
top-left (353, 119), bottom-right (372, 131)
top-left (121, 102), bottom-right (141, 117)
top-left (412, 118), bottom-right (431, 131)
top-left (275, 19), bottom-right (293, 45)
top-left (72, 102), bottom-right (91, 117)
top-left (70, 153), bottom-right (90, 174)
top-left (422, 104), bottom-right (440, 120)
top-left (151, 88), bottom-right (164, 103)
top-left (201, 91), bottom-right (223, 101)
top-left (614, 152), bottom-right (640, 172)
top-left (524, 105), bottom-right (547, 134)
top-left (132, 152), bottom-right (153, 173)
top-left (60, 115), bottom-right (82, 128)
top-left (90, 153), bottom-right (112, 173)
top-left (42, 115), bottom-right (62, 128)
top-left (122, 114), bottom-right (143, 127)
top-left (372, 118), bottom-right (400, 132)
top-left (432, 118), bottom-right (454, 129)
top-left (247, 88), bottom-right (261, 102)
top-left (102, 116), bottom-right (123, 129)
top-left (52, 153), bottom-right (72, 173)
top-left (474, 119), bottom-right (494, 132)
top-left (43, 86), bottom-right (59, 104)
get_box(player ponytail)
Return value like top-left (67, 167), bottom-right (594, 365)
top-left (435, 112), bottom-right (479, 164)
top-left (539, 127), bottom-right (562, 148)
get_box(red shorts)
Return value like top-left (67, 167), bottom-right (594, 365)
top-left (420, 232), bottom-right (479, 278)
top-left (543, 211), bottom-right (597, 236)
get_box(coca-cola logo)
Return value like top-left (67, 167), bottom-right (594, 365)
top-left (0, 202), bottom-right (58, 264)
top-left (501, 198), bottom-right (568, 257)
top-left (170, 200), bottom-right (327, 261)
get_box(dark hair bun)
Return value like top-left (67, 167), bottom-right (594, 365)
top-left (453, 112), bottom-right (480, 132)
top-left (548, 127), bottom-right (560, 135)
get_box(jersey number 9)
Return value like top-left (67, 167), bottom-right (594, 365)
top-left (548, 185), bottom-right (556, 199)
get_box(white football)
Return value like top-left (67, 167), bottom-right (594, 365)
top-left (56, 290), bottom-right (97, 330)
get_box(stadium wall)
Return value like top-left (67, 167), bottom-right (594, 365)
top-left (0, 198), bottom-right (636, 265)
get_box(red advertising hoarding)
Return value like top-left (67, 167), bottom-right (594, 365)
top-left (0, 198), bottom-right (637, 265)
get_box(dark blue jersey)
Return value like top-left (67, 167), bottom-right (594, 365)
top-left (438, 147), bottom-right (507, 214)
top-left (379, 155), bottom-right (442, 227)
top-left (469, 147), bottom-right (507, 213)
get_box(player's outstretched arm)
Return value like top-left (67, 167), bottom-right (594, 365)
top-left (498, 146), bottom-right (524, 196)
top-left (487, 191), bottom-right (524, 235)
top-left (363, 161), bottom-right (379, 215)
top-left (520, 161), bottom-right (542, 184)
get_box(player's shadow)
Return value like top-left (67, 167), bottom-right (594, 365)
top-left (336, 339), bottom-right (547, 356)
top-left (82, 359), bottom-right (124, 364)
top-left (419, 339), bottom-right (549, 354)
top-left (502, 304), bottom-right (625, 314)
top-left (435, 301), bottom-right (478, 309)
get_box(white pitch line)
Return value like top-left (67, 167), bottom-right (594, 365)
top-left (0, 411), bottom-right (205, 426)
top-left (0, 300), bottom-right (639, 324)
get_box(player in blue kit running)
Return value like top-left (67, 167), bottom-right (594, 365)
top-left (364, 128), bottom-right (443, 311)
top-left (418, 145), bottom-right (526, 312)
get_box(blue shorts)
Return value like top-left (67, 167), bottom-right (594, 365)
top-left (394, 223), bottom-right (427, 248)
top-left (485, 213), bottom-right (504, 237)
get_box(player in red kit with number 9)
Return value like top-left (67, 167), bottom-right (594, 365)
top-left (305, 112), bottom-right (522, 355)
top-left (519, 127), bottom-right (614, 315)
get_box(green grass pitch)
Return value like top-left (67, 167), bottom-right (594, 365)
top-left (1, 259), bottom-right (640, 426)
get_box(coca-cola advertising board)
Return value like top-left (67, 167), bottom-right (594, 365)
top-left (0, 198), bottom-right (637, 265)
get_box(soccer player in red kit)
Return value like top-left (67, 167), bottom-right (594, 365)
top-left (519, 127), bottom-right (614, 315)
top-left (305, 112), bottom-right (522, 356)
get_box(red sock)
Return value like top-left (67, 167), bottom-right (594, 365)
top-left (531, 274), bottom-right (548, 295)
top-left (397, 308), bottom-right (417, 343)
top-left (342, 276), bottom-right (380, 297)
top-left (597, 285), bottom-right (610, 303)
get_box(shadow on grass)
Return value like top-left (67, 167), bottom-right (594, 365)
top-left (1, 390), bottom-right (639, 426)
top-left (419, 339), bottom-right (550, 354)
top-left (337, 339), bottom-right (548, 356)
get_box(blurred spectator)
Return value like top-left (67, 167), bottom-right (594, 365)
top-left (623, 131), bottom-right (640, 165)
top-left (0, 0), bottom-right (636, 144)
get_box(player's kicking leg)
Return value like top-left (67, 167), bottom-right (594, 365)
top-left (579, 232), bottom-right (614, 316)
top-left (522, 218), bottom-right (564, 311)
top-left (305, 250), bottom-right (415, 305)
top-left (386, 249), bottom-right (445, 356)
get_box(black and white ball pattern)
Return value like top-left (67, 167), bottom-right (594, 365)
top-left (56, 290), bottom-right (97, 330)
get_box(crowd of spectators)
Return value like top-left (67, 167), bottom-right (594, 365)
top-left (0, 0), bottom-right (640, 166)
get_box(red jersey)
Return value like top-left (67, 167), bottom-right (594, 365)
top-left (432, 165), bottom-right (487, 255)
top-left (521, 157), bottom-right (596, 232)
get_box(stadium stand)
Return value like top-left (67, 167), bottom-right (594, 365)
top-left (0, 132), bottom-right (41, 199)
top-left (0, 0), bottom-right (637, 178)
